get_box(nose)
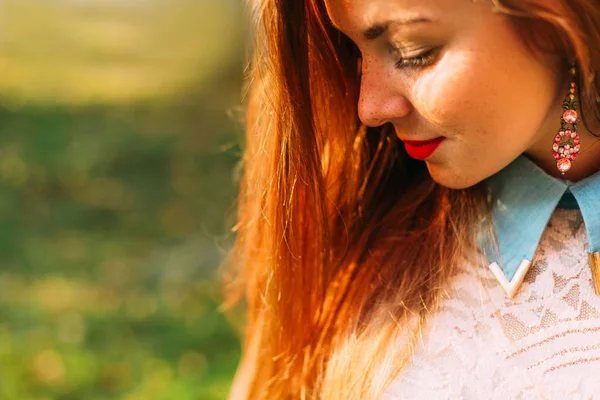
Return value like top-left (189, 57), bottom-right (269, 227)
top-left (357, 57), bottom-right (412, 127)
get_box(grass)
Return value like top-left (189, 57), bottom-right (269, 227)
top-left (0, 1), bottom-right (247, 398)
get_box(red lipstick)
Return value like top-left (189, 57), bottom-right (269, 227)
top-left (403, 137), bottom-right (445, 160)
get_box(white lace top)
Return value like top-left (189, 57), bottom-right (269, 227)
top-left (385, 208), bottom-right (600, 399)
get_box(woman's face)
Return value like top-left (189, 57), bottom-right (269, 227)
top-left (326, 0), bottom-right (566, 189)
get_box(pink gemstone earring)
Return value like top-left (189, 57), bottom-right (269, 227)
top-left (553, 63), bottom-right (581, 174)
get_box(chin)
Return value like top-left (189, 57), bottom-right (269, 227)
top-left (426, 162), bottom-right (482, 190)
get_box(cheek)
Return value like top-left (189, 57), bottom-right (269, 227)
top-left (412, 53), bottom-right (488, 132)
top-left (412, 39), bottom-right (556, 148)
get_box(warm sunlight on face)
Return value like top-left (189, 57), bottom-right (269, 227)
top-left (326, 0), bottom-right (566, 189)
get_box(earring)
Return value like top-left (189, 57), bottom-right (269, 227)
top-left (553, 63), bottom-right (581, 175)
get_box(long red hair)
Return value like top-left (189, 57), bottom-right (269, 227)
top-left (222, 0), bottom-right (600, 398)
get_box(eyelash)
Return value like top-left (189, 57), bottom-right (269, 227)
top-left (349, 43), bottom-right (439, 72)
top-left (394, 48), bottom-right (438, 69)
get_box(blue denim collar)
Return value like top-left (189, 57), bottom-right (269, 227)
top-left (477, 154), bottom-right (600, 297)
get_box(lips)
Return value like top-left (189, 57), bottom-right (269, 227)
top-left (403, 137), bottom-right (445, 160)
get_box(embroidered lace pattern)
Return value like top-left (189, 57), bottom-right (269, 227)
top-left (385, 208), bottom-right (600, 399)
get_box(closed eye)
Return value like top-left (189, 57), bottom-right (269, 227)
top-left (395, 47), bottom-right (439, 69)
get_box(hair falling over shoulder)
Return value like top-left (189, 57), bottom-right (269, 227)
top-left (220, 0), bottom-right (600, 398)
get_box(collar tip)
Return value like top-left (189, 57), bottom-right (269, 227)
top-left (488, 259), bottom-right (531, 299)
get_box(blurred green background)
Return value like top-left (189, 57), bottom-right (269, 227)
top-left (0, 1), bottom-right (244, 399)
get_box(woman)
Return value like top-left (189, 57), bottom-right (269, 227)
top-left (223, 0), bottom-right (600, 398)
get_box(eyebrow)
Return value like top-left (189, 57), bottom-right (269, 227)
top-left (363, 17), bottom-right (434, 40)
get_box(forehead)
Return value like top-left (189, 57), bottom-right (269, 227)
top-left (324, 0), bottom-right (470, 34)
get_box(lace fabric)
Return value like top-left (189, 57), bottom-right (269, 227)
top-left (385, 208), bottom-right (600, 399)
